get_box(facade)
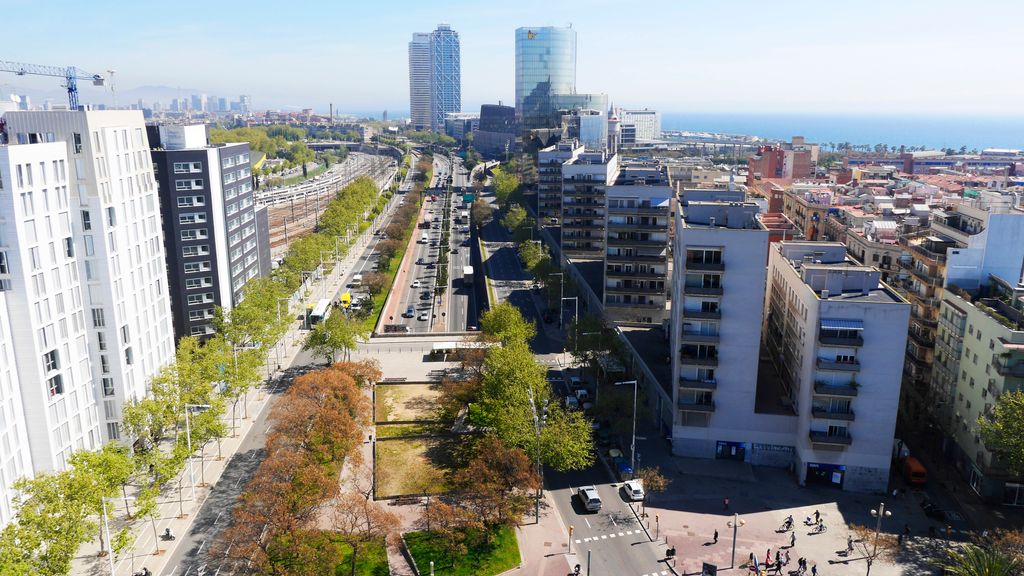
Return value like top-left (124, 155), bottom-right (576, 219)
top-left (619, 109), bottom-right (661, 142)
top-left (473, 104), bottom-right (516, 159)
top-left (0, 290), bottom-right (33, 526)
top-left (515, 26), bottom-right (577, 130)
top-left (3, 110), bottom-right (176, 442)
top-left (408, 32), bottom-right (432, 131)
top-left (604, 164), bottom-right (672, 325)
top-left (443, 112), bottom-right (478, 144)
top-left (765, 242), bottom-right (910, 491)
top-left (537, 139), bottom-right (582, 223)
top-left (429, 24), bottom-right (461, 132)
top-left (935, 282), bottom-right (1024, 505)
top-left (561, 150), bottom-right (617, 258)
top-left (149, 125), bottom-right (267, 341)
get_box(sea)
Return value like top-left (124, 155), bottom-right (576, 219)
top-left (660, 113), bottom-right (1024, 152)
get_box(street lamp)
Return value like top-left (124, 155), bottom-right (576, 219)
top-left (614, 380), bottom-right (638, 475)
top-left (726, 513), bottom-right (746, 569)
top-left (527, 386), bottom-right (548, 523)
top-left (184, 404), bottom-right (212, 497)
top-left (866, 503), bottom-right (892, 576)
top-left (319, 250), bottom-right (335, 300)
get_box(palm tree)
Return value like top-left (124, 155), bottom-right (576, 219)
top-left (942, 544), bottom-right (1020, 576)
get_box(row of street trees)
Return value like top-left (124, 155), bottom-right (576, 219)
top-left (0, 166), bottom-right (404, 575)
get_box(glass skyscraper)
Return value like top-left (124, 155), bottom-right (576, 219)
top-left (408, 24), bottom-right (461, 132)
top-left (515, 26), bottom-right (577, 130)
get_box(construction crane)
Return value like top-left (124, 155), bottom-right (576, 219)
top-left (0, 60), bottom-right (104, 110)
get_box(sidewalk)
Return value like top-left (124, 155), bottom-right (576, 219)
top-left (71, 186), bottom-right (391, 576)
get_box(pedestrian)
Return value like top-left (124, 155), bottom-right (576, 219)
top-left (724, 497), bottom-right (730, 510)
top-left (897, 533), bottom-right (904, 547)
top-left (811, 564), bottom-right (817, 576)
top-left (846, 534), bottom-right (853, 554)
top-left (765, 548), bottom-right (772, 567)
top-left (790, 531), bottom-right (796, 547)
top-left (749, 552), bottom-right (757, 568)
top-left (775, 550), bottom-right (781, 564)
top-left (775, 560), bottom-right (783, 574)
top-left (784, 551), bottom-right (791, 566)
top-left (813, 509), bottom-right (820, 523)
top-left (714, 529), bottom-right (719, 543)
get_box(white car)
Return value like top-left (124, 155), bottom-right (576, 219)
top-left (577, 486), bottom-right (602, 512)
top-left (411, 280), bottom-right (421, 288)
top-left (417, 311), bottom-right (429, 321)
top-left (622, 479), bottom-right (645, 502)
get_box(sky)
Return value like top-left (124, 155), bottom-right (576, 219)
top-left (3, 0), bottom-right (1023, 117)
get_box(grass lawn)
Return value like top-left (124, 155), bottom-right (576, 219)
top-left (405, 525), bottom-right (520, 576)
top-left (332, 538), bottom-right (389, 576)
top-left (375, 383), bottom-right (440, 422)
top-left (374, 438), bottom-right (448, 497)
top-left (266, 163), bottom-right (327, 187)
top-left (270, 531), bottom-right (389, 575)
top-left (376, 423), bottom-right (439, 439)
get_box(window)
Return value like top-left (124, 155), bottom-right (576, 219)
top-left (189, 308), bottom-right (213, 320)
top-left (106, 207), bottom-right (116, 227)
top-left (102, 377), bottom-right (115, 397)
top-left (187, 293), bottom-right (214, 305)
top-left (100, 355), bottom-right (110, 374)
top-left (63, 237), bottom-right (74, 258)
top-left (43, 350), bottom-right (59, 371)
top-left (73, 133), bottom-right (83, 154)
top-left (183, 261), bottom-right (211, 274)
top-left (106, 422), bottom-right (120, 440)
top-left (174, 179), bottom-right (204, 191)
top-left (180, 228), bottom-right (208, 241)
top-left (185, 276), bottom-right (213, 289)
top-left (97, 331), bottom-right (107, 351)
top-left (173, 162), bottom-right (202, 174)
top-left (182, 245), bottom-right (210, 258)
top-left (120, 324), bottom-right (130, 344)
top-left (47, 374), bottom-right (64, 397)
top-left (125, 347), bottom-right (133, 365)
top-left (0, 251), bottom-right (7, 274)
top-left (81, 210), bottom-right (92, 231)
top-left (176, 195), bottom-right (206, 208)
top-left (178, 212), bottom-right (207, 225)
top-left (91, 308), bottom-right (105, 328)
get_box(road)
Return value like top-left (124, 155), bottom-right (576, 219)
top-left (445, 155), bottom-right (477, 332)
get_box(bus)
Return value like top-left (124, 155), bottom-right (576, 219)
top-left (307, 298), bottom-right (332, 327)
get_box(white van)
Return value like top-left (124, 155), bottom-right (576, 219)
top-left (350, 274), bottom-right (362, 287)
top-left (420, 233), bottom-right (428, 243)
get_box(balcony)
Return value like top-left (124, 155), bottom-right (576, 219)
top-left (678, 399), bottom-right (716, 412)
top-left (684, 285), bottom-right (724, 296)
top-left (606, 284), bottom-right (665, 295)
top-left (605, 268), bottom-right (665, 279)
top-left (816, 358), bottom-right (860, 372)
top-left (910, 307), bottom-right (938, 328)
top-left (808, 431), bottom-right (853, 446)
top-left (606, 220), bottom-right (666, 230)
top-left (680, 333), bottom-right (720, 344)
top-left (904, 240), bottom-right (948, 265)
top-left (811, 408), bottom-right (856, 421)
top-left (608, 237), bottom-right (668, 248)
top-left (608, 253), bottom-right (673, 264)
top-left (686, 260), bottom-right (725, 272)
top-left (813, 381), bottom-right (859, 397)
top-left (683, 309), bottom-right (722, 320)
top-left (818, 334), bottom-right (864, 347)
top-left (680, 353), bottom-right (718, 367)
top-left (992, 356), bottom-right (1024, 378)
top-left (680, 378), bottom-right (717, 390)
top-left (908, 329), bottom-right (936, 347)
top-left (908, 266), bottom-right (942, 287)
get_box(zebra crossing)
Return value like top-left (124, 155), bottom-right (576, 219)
top-left (574, 528), bottom-right (644, 544)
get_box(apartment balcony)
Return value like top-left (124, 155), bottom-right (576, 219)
top-left (679, 332), bottom-right (720, 345)
top-left (908, 266), bottom-right (942, 287)
top-left (811, 408), bottom-right (856, 421)
top-left (678, 399), bottom-right (716, 412)
top-left (606, 284), bottom-right (665, 295)
top-left (608, 237), bottom-right (668, 248)
top-left (816, 358), bottom-right (860, 372)
top-left (680, 353), bottom-right (719, 367)
top-left (565, 199), bottom-right (604, 207)
top-left (608, 253), bottom-right (668, 263)
top-left (813, 381), bottom-right (859, 397)
top-left (563, 246), bottom-right (604, 255)
top-left (682, 309), bottom-right (722, 320)
top-left (818, 334), bottom-right (864, 347)
top-left (992, 356), bottom-right (1024, 378)
top-left (906, 344), bottom-right (931, 364)
top-left (685, 260), bottom-right (725, 272)
top-left (606, 220), bottom-right (667, 231)
top-left (607, 300), bottom-right (666, 309)
top-left (680, 377), bottom-right (718, 390)
top-left (627, 206), bottom-right (669, 215)
top-left (910, 307), bottom-right (939, 328)
top-left (908, 328), bottom-right (936, 347)
top-left (683, 285), bottom-right (724, 296)
top-left (808, 430), bottom-right (853, 447)
top-left (904, 241), bottom-right (948, 265)
top-left (938, 315), bottom-right (966, 337)
top-left (605, 268), bottom-right (666, 279)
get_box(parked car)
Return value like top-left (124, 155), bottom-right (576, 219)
top-left (402, 305), bottom-right (415, 318)
top-left (622, 479), bottom-right (645, 502)
top-left (417, 311), bottom-right (429, 321)
top-left (411, 280), bottom-right (421, 288)
top-left (576, 486), bottom-right (602, 512)
top-left (575, 388), bottom-right (591, 402)
top-left (420, 291), bottom-right (431, 300)
top-left (564, 396), bottom-right (580, 410)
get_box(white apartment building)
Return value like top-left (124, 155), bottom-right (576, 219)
top-left (0, 143), bottom-right (100, 492)
top-left (562, 150), bottom-right (618, 258)
top-left (619, 109), bottom-right (661, 142)
top-left (3, 110), bottom-right (175, 442)
top-left (765, 242), bottom-right (909, 491)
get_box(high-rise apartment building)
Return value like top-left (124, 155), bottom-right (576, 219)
top-left (537, 139), bottom-right (583, 224)
top-left (604, 163), bottom-right (673, 325)
top-left (3, 110), bottom-right (175, 442)
top-left (408, 25), bottom-right (462, 132)
top-left (619, 109), bottom-right (661, 143)
top-left (0, 142), bottom-right (101, 520)
top-left (149, 125), bottom-right (269, 341)
top-left (515, 26), bottom-right (576, 130)
top-left (765, 242), bottom-right (909, 491)
top-left (561, 150), bottom-right (617, 258)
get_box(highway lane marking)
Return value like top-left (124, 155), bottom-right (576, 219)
top-left (600, 535), bottom-right (607, 539)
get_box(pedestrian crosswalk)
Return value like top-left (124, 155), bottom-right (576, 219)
top-left (639, 572), bottom-right (669, 576)
top-left (575, 529), bottom-right (642, 543)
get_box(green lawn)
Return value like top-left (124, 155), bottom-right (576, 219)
top-left (266, 164), bottom-right (328, 187)
top-left (269, 531), bottom-right (389, 575)
top-left (332, 538), bottom-right (389, 576)
top-left (376, 423), bottom-right (439, 438)
top-left (405, 526), bottom-right (520, 576)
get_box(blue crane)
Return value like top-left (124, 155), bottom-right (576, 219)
top-left (0, 60), bottom-right (104, 110)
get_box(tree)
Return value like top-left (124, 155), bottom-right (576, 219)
top-left (418, 500), bottom-right (483, 568)
top-left (330, 491), bottom-right (400, 576)
top-left (635, 466), bottom-right (669, 515)
top-left (479, 302), bottom-right (536, 345)
top-left (471, 199), bottom-right (493, 228)
top-left (492, 167), bottom-right (519, 207)
top-left (942, 544), bottom-right (1020, 576)
top-left (361, 271), bottom-right (389, 296)
top-left (68, 443), bottom-right (135, 551)
top-left (979, 390), bottom-right (1024, 476)
top-left (376, 239), bottom-right (402, 269)
top-left (567, 314), bottom-right (605, 369)
top-left (500, 204), bottom-right (527, 232)
top-left (303, 310), bottom-right (369, 364)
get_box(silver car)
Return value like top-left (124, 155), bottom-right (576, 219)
top-left (577, 486), bottom-right (602, 512)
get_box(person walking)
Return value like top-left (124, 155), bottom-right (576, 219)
top-left (775, 560), bottom-right (783, 574)
top-left (790, 531), bottom-right (796, 547)
top-left (749, 552), bottom-right (757, 569)
top-left (714, 529), bottom-right (719, 543)
top-left (813, 509), bottom-right (820, 523)
top-left (784, 550), bottom-right (791, 566)
top-left (765, 548), bottom-right (772, 568)
top-left (811, 564), bottom-right (817, 576)
top-left (846, 534), bottom-right (854, 554)
top-left (724, 497), bottom-right (730, 510)
top-left (775, 550), bottom-right (781, 565)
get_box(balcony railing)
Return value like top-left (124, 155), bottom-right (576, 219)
top-left (682, 309), bottom-right (722, 320)
top-left (680, 333), bottom-right (720, 344)
top-left (684, 285), bottom-right (724, 296)
top-left (605, 268), bottom-right (665, 279)
top-left (808, 430), bottom-right (853, 446)
top-left (606, 284), bottom-right (665, 295)
top-left (606, 221), bottom-right (667, 230)
top-left (678, 399), bottom-right (716, 412)
top-left (679, 378), bottom-right (718, 390)
top-left (816, 358), bottom-right (861, 372)
top-left (818, 334), bottom-right (864, 347)
top-left (813, 381), bottom-right (859, 397)
top-left (904, 241), bottom-right (948, 264)
top-left (686, 260), bottom-right (725, 272)
top-left (811, 408), bottom-right (856, 421)
top-left (992, 356), bottom-right (1024, 378)
top-left (680, 354), bottom-right (719, 367)
top-left (908, 329), bottom-right (936, 347)
top-left (607, 253), bottom-right (667, 263)
top-left (608, 237), bottom-right (668, 247)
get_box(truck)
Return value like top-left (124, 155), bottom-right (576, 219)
top-left (463, 265), bottom-right (474, 285)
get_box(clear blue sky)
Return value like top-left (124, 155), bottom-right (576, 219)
top-left (3, 0), bottom-right (1022, 117)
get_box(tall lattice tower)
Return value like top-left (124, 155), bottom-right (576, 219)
top-left (429, 24), bottom-right (461, 132)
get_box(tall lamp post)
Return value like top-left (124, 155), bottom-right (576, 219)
top-left (726, 513), bottom-right (746, 569)
top-left (614, 380), bottom-right (638, 475)
top-left (527, 387), bottom-right (548, 523)
top-left (866, 503), bottom-right (892, 576)
top-left (101, 495), bottom-right (137, 576)
top-left (319, 250), bottom-right (335, 301)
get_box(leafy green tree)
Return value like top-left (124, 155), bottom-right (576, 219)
top-left (942, 544), bottom-right (1020, 576)
top-left (500, 204), bottom-right (527, 232)
top-left (470, 199), bottom-right (494, 229)
top-left (480, 302), bottom-right (536, 345)
top-left (68, 443), bottom-right (135, 550)
top-left (567, 315), bottom-right (605, 369)
top-left (303, 309), bottom-right (368, 364)
top-left (539, 405), bottom-right (595, 471)
top-left (979, 390), bottom-right (1024, 476)
top-left (492, 167), bottom-right (519, 207)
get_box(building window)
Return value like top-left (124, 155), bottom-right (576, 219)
top-left (63, 237), bottom-right (74, 258)
top-left (100, 355), bottom-right (110, 374)
top-left (102, 377), bottom-right (115, 397)
top-left (91, 308), bottom-right (105, 327)
top-left (0, 251), bottom-right (7, 274)
top-left (120, 324), bottom-right (130, 343)
top-left (73, 133), bottom-right (83, 154)
top-left (176, 195), bottom-right (206, 208)
top-left (185, 276), bottom-right (213, 289)
top-left (178, 212), bottom-right (207, 225)
top-left (125, 347), bottom-right (133, 365)
top-left (81, 210), bottom-right (92, 230)
top-left (106, 207), bottom-right (116, 227)
top-left (182, 245), bottom-right (210, 258)
top-left (183, 261), bottom-right (211, 274)
top-left (180, 228), bottom-right (209, 241)
top-left (106, 422), bottom-right (120, 440)
top-left (47, 374), bottom-right (64, 397)
top-left (43, 350), bottom-right (59, 372)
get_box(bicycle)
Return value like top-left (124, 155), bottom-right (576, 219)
top-left (811, 522), bottom-right (827, 534)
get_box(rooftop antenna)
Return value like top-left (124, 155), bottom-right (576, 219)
top-left (106, 69), bottom-right (116, 108)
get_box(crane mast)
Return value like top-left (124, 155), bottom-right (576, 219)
top-left (0, 60), bottom-right (105, 110)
